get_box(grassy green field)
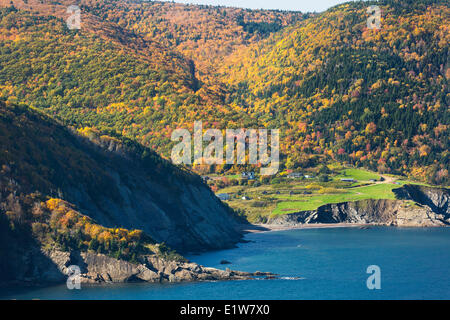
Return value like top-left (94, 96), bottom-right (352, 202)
top-left (333, 168), bottom-right (381, 181)
top-left (208, 173), bottom-right (241, 180)
top-left (272, 183), bottom-right (399, 215)
top-left (212, 166), bottom-right (424, 222)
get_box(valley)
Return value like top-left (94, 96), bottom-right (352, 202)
top-left (207, 165), bottom-right (448, 224)
top-left (0, 0), bottom-right (448, 293)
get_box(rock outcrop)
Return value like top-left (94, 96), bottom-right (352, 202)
top-left (19, 249), bottom-right (274, 285)
top-left (268, 185), bottom-right (450, 227)
top-left (393, 185), bottom-right (450, 218)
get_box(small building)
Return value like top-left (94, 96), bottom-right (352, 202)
top-left (241, 196), bottom-right (251, 200)
top-left (287, 172), bottom-right (303, 179)
top-left (304, 175), bottom-right (314, 179)
top-left (241, 171), bottom-right (255, 180)
top-left (217, 193), bottom-right (230, 201)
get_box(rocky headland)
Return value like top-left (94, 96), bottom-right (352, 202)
top-left (267, 185), bottom-right (449, 228)
top-left (2, 247), bottom-right (274, 286)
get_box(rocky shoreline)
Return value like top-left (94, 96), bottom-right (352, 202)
top-left (263, 185), bottom-right (449, 228)
top-left (1, 249), bottom-right (275, 286)
top-left (239, 222), bottom-right (373, 233)
top-left (3, 185), bottom-right (447, 287)
top-left (76, 252), bottom-right (275, 284)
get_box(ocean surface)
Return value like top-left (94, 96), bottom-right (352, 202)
top-left (1, 227), bottom-right (449, 300)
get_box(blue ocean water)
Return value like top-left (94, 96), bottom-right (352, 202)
top-left (1, 227), bottom-right (449, 300)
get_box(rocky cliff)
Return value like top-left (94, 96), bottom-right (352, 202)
top-left (0, 103), bottom-right (244, 254)
top-left (0, 102), bottom-right (254, 286)
top-left (268, 185), bottom-right (450, 227)
top-left (393, 184), bottom-right (450, 217)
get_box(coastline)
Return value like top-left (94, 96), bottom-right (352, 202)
top-left (238, 222), bottom-right (449, 235)
top-left (239, 223), bottom-right (372, 234)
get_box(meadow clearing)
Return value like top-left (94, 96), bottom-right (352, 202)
top-left (214, 167), bottom-right (420, 222)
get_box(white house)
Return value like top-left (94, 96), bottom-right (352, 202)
top-left (217, 193), bottom-right (230, 201)
top-left (287, 172), bottom-right (303, 179)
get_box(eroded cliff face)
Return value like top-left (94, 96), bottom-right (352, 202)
top-left (0, 103), bottom-right (250, 286)
top-left (0, 103), bottom-right (244, 255)
top-left (393, 185), bottom-right (450, 217)
top-left (268, 185), bottom-right (450, 227)
top-left (66, 170), bottom-right (243, 254)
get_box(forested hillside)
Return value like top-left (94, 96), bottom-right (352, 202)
top-left (0, 100), bottom-right (244, 253)
top-left (221, 0), bottom-right (449, 184)
top-left (80, 0), bottom-right (306, 80)
top-left (0, 0), bottom-right (448, 185)
top-left (0, 2), bottom-right (260, 156)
